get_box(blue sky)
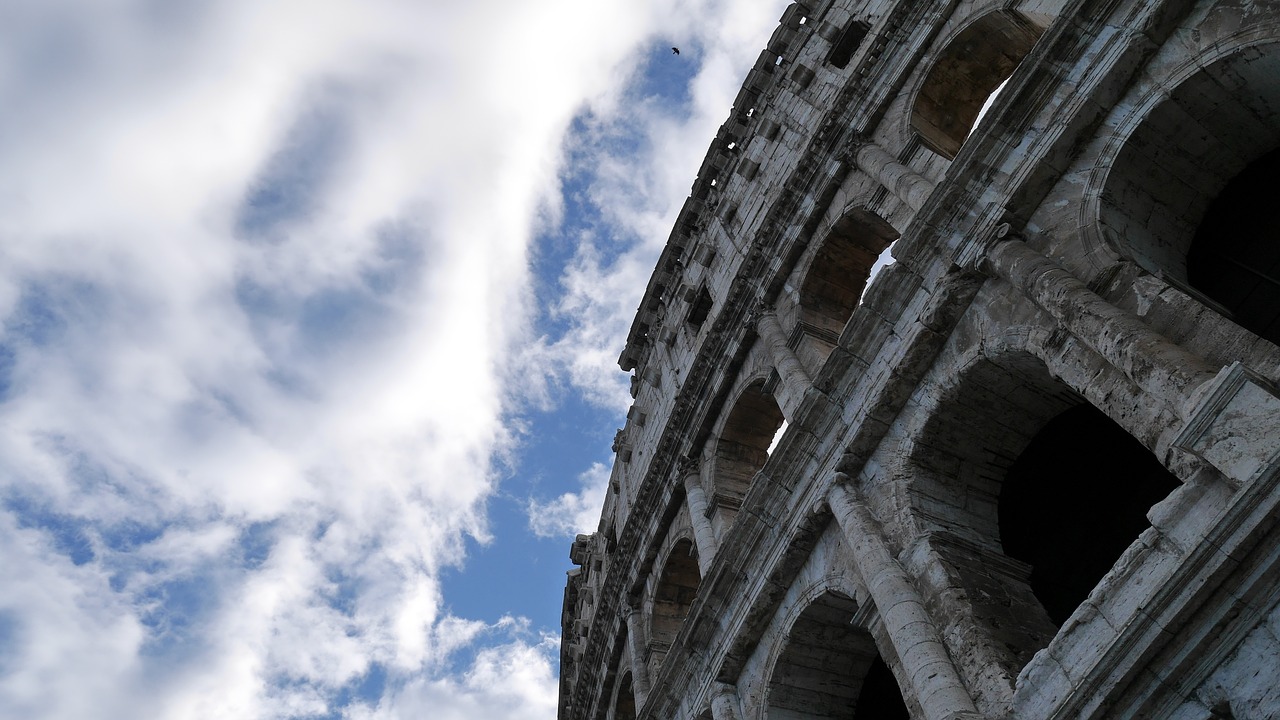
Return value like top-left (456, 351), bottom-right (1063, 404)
top-left (0, 0), bottom-right (789, 717)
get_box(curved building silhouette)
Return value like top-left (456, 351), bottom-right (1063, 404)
top-left (559, 1), bottom-right (1280, 718)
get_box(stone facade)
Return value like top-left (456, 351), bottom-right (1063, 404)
top-left (558, 1), bottom-right (1280, 718)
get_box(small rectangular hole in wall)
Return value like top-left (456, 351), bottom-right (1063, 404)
top-left (827, 19), bottom-right (870, 69)
top-left (686, 287), bottom-right (713, 327)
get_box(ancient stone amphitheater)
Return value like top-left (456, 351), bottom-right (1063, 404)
top-left (558, 1), bottom-right (1280, 718)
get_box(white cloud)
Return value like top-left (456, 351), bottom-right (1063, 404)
top-left (528, 462), bottom-right (612, 539)
top-left (354, 633), bottom-right (561, 720)
top-left (0, 0), bottom-right (790, 717)
top-left (527, 0), bottom-right (792, 411)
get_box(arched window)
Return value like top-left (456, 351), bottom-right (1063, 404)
top-left (911, 11), bottom-right (1046, 159)
top-left (649, 538), bottom-right (701, 659)
top-left (902, 351), bottom-right (1180, 669)
top-left (612, 672), bottom-right (636, 720)
top-left (794, 208), bottom-right (899, 370)
top-left (766, 591), bottom-right (908, 719)
top-left (711, 380), bottom-right (784, 518)
top-left (999, 404), bottom-right (1180, 625)
top-left (1100, 43), bottom-right (1280, 346)
top-left (1186, 146), bottom-right (1280, 346)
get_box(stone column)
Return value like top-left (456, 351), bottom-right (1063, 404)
top-left (710, 682), bottom-right (745, 720)
top-left (981, 231), bottom-right (1218, 413)
top-left (682, 471), bottom-right (719, 575)
top-left (625, 604), bottom-right (651, 702)
top-left (756, 310), bottom-right (812, 420)
top-left (853, 139), bottom-right (935, 211)
top-left (826, 475), bottom-right (981, 720)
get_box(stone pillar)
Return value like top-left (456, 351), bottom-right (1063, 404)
top-left (682, 471), bottom-right (719, 575)
top-left (710, 682), bottom-right (745, 720)
top-left (853, 139), bottom-right (935, 211)
top-left (756, 310), bottom-right (812, 420)
top-left (981, 232), bottom-right (1218, 413)
top-left (826, 475), bottom-right (981, 720)
top-left (625, 604), bottom-right (651, 702)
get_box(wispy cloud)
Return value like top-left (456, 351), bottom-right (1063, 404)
top-left (0, 0), bottom-right (788, 716)
top-left (528, 462), bottom-right (611, 539)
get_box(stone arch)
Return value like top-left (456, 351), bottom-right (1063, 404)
top-left (648, 536), bottom-right (701, 664)
top-left (999, 402), bottom-right (1181, 625)
top-left (710, 379), bottom-right (784, 520)
top-left (792, 207), bottom-right (899, 371)
top-left (910, 9), bottom-right (1047, 159)
top-left (764, 590), bottom-right (909, 720)
top-left (611, 671), bottom-right (636, 720)
top-left (902, 345), bottom-right (1180, 646)
top-left (1096, 38), bottom-right (1280, 347)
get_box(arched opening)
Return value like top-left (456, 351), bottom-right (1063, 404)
top-left (1187, 146), bottom-right (1280, 346)
top-left (1101, 42), bottom-right (1280, 347)
top-left (612, 672), bottom-right (636, 720)
top-left (766, 591), bottom-right (909, 719)
top-left (795, 208), bottom-right (899, 370)
top-left (900, 351), bottom-right (1181, 672)
top-left (911, 11), bottom-right (1046, 159)
top-left (649, 539), bottom-right (701, 665)
top-left (711, 380), bottom-right (784, 517)
top-left (908, 353), bottom-right (1079, 550)
top-left (999, 404), bottom-right (1180, 626)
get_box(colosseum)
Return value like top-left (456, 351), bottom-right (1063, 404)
top-left (558, 0), bottom-right (1280, 718)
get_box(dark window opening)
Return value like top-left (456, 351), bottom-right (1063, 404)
top-left (799, 209), bottom-right (899, 340)
top-left (614, 673), bottom-right (636, 720)
top-left (687, 287), bottom-right (713, 327)
top-left (912, 11), bottom-right (1044, 159)
top-left (999, 404), bottom-right (1179, 626)
top-left (1188, 145), bottom-right (1280, 346)
top-left (766, 592), bottom-right (908, 719)
top-left (651, 539), bottom-right (701, 649)
top-left (827, 19), bottom-right (870, 69)
top-left (851, 655), bottom-right (910, 719)
top-left (713, 381), bottom-right (784, 504)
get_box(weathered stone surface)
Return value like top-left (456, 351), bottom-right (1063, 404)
top-left (558, 2), bottom-right (1280, 719)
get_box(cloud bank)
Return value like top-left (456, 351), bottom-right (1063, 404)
top-left (0, 0), bottom-right (788, 717)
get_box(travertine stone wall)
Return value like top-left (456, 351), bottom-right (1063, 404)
top-left (559, 1), bottom-right (1280, 719)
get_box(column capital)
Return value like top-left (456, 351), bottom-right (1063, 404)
top-left (745, 300), bottom-right (774, 330)
top-left (677, 455), bottom-right (702, 478)
top-left (957, 220), bottom-right (1023, 274)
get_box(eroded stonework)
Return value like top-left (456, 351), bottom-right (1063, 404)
top-left (558, 1), bottom-right (1280, 719)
